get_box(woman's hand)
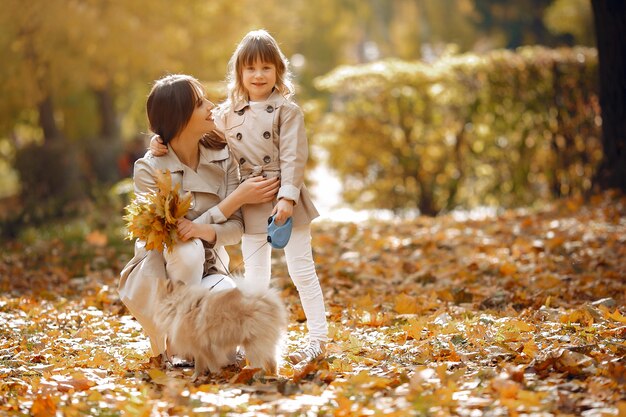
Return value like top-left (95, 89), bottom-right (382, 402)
top-left (236, 176), bottom-right (280, 204)
top-left (214, 176), bottom-right (279, 220)
top-left (271, 198), bottom-right (294, 224)
top-left (149, 135), bottom-right (168, 156)
top-left (177, 218), bottom-right (216, 243)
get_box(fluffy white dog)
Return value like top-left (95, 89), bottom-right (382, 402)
top-left (156, 278), bottom-right (287, 380)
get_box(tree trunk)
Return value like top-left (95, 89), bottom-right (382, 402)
top-left (95, 84), bottom-right (120, 139)
top-left (38, 94), bottom-right (62, 141)
top-left (591, 0), bottom-right (626, 192)
top-left (87, 83), bottom-right (122, 183)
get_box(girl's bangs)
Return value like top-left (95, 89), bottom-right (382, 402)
top-left (239, 38), bottom-right (279, 67)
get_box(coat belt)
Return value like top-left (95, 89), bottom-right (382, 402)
top-left (240, 161), bottom-right (280, 181)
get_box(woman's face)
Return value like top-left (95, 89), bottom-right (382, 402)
top-left (184, 89), bottom-right (216, 137)
top-left (242, 59), bottom-right (276, 101)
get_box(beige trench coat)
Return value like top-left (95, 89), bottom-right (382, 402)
top-left (217, 90), bottom-right (319, 234)
top-left (118, 144), bottom-right (243, 355)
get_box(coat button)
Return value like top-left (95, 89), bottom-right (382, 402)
top-left (263, 131), bottom-right (271, 139)
top-left (239, 157), bottom-right (246, 164)
top-left (237, 109), bottom-right (245, 116)
top-left (266, 105), bottom-right (274, 113)
top-left (263, 155), bottom-right (271, 164)
top-left (236, 132), bottom-right (242, 140)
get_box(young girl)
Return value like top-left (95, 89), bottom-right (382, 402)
top-left (151, 30), bottom-right (328, 364)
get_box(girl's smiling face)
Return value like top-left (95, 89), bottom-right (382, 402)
top-left (242, 60), bottom-right (276, 101)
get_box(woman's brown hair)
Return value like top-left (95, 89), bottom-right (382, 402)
top-left (147, 74), bottom-right (225, 149)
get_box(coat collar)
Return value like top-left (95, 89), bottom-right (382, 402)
top-left (232, 89), bottom-right (288, 112)
top-left (151, 144), bottom-right (230, 195)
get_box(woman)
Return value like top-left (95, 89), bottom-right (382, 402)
top-left (119, 74), bottom-right (278, 357)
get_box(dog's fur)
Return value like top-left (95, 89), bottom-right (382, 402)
top-left (156, 278), bottom-right (287, 380)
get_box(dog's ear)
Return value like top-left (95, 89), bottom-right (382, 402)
top-left (173, 280), bottom-right (186, 289)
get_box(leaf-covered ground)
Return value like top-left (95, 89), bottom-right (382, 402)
top-left (1, 192), bottom-right (625, 416)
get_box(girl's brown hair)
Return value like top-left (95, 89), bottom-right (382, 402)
top-left (147, 74), bottom-right (225, 149)
top-left (226, 29), bottom-right (294, 104)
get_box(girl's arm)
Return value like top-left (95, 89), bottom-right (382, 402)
top-left (276, 104), bottom-right (308, 205)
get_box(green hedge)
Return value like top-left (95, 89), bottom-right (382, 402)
top-left (314, 46), bottom-right (600, 215)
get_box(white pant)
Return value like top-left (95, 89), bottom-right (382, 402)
top-left (163, 239), bottom-right (236, 292)
top-left (242, 225), bottom-right (328, 342)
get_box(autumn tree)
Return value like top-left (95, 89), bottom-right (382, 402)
top-left (591, 0), bottom-right (626, 192)
top-left (0, 0), bottom-right (245, 221)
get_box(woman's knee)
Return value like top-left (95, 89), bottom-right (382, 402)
top-left (168, 240), bottom-right (204, 264)
top-left (165, 239), bottom-right (205, 284)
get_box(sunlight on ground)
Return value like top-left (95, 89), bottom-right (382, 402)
top-left (1, 192), bottom-right (625, 416)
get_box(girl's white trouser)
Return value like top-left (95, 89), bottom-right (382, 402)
top-left (163, 239), bottom-right (236, 292)
top-left (242, 225), bottom-right (328, 343)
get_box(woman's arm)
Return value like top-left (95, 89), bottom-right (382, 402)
top-left (150, 135), bottom-right (278, 221)
top-left (193, 169), bottom-right (279, 226)
top-left (217, 176), bottom-right (279, 218)
top-left (132, 157), bottom-right (158, 196)
top-left (177, 218), bottom-right (217, 243)
top-left (202, 158), bottom-right (245, 247)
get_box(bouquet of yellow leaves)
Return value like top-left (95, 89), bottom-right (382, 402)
top-left (124, 170), bottom-right (192, 253)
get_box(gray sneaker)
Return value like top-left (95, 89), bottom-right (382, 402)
top-left (288, 340), bottom-right (326, 364)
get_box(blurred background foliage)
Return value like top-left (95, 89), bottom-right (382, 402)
top-left (315, 47), bottom-right (600, 215)
top-left (0, 0), bottom-right (599, 235)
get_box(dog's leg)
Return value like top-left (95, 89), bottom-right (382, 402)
top-left (192, 355), bottom-right (206, 382)
top-left (243, 339), bottom-right (275, 374)
top-left (204, 350), bottom-right (222, 375)
top-left (264, 357), bottom-right (278, 375)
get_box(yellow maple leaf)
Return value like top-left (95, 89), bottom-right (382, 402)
top-left (31, 394), bottom-right (56, 417)
top-left (522, 338), bottom-right (539, 358)
top-left (394, 293), bottom-right (418, 314)
top-left (600, 306), bottom-right (626, 323)
top-left (124, 170), bottom-right (192, 253)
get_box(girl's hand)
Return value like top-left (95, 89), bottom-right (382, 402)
top-left (237, 176), bottom-right (279, 204)
top-left (271, 198), bottom-right (294, 224)
top-left (177, 218), bottom-right (216, 243)
top-left (149, 135), bottom-right (168, 156)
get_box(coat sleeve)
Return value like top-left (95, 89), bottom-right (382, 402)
top-left (277, 104), bottom-right (307, 204)
top-left (193, 204), bottom-right (227, 225)
top-left (133, 156), bottom-right (158, 196)
top-left (194, 155), bottom-right (244, 248)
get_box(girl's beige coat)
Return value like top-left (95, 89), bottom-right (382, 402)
top-left (219, 90), bottom-right (319, 234)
